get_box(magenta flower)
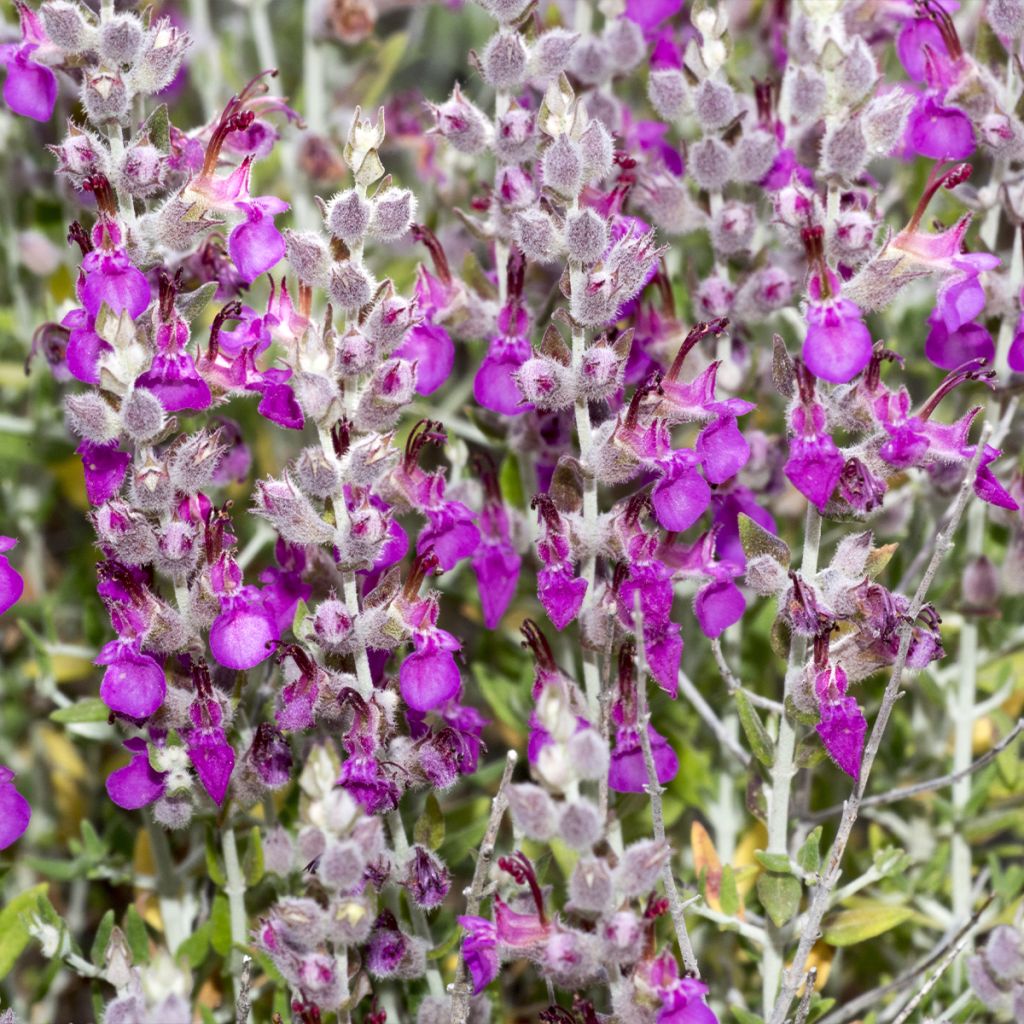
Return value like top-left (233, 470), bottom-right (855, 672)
top-left (80, 246), bottom-right (152, 321)
top-left (96, 640), bottom-right (167, 719)
top-left (475, 304), bottom-right (533, 416)
top-left (0, 766), bottom-right (31, 851)
top-left (814, 664), bottom-right (866, 781)
top-left (0, 537), bottom-right (25, 617)
top-left (905, 95), bottom-right (974, 160)
top-left (393, 323), bottom-right (454, 396)
top-left (458, 915), bottom-right (499, 994)
top-left (229, 196), bottom-right (290, 283)
top-left (210, 586), bottom-right (279, 670)
top-left (609, 723), bottom-right (678, 793)
top-left (784, 399), bottom-right (843, 513)
top-left (0, 3), bottom-right (57, 122)
top-left (77, 440), bottom-right (131, 506)
top-left (186, 663), bottom-right (235, 806)
top-left (624, 0), bottom-right (682, 32)
top-left (472, 464), bottom-right (521, 629)
top-left (105, 737), bottom-right (167, 810)
top-left (62, 310), bottom-right (110, 385)
top-left (651, 452), bottom-right (712, 532)
top-left (694, 580), bottom-right (746, 639)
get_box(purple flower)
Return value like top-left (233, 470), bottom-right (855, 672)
top-left (244, 723), bottom-right (293, 788)
top-left (924, 314), bottom-right (995, 370)
top-left (96, 640), bottom-right (167, 719)
top-left (229, 196), bottom-right (289, 283)
top-left (400, 641), bottom-right (462, 712)
top-left (105, 737), bottom-right (167, 810)
top-left (338, 755), bottom-right (400, 814)
top-left (696, 415), bottom-right (750, 485)
top-left (77, 440), bottom-right (131, 506)
top-left (608, 724), bottom-right (678, 793)
top-left (406, 845), bottom-right (450, 909)
top-left (187, 726), bottom-right (235, 806)
top-left (538, 565), bottom-right (588, 631)
top-left (62, 310), bottom-right (110, 385)
top-left (906, 95), bottom-right (974, 160)
top-left (694, 580), bottom-right (746, 639)
top-left (624, 0), bottom-right (683, 31)
top-left (393, 323), bottom-right (455, 396)
top-left (651, 453), bottom-right (711, 533)
top-left (0, 766), bottom-right (31, 850)
top-left (475, 327), bottom-right (533, 415)
top-left (458, 915), bottom-right (499, 994)
top-left (0, 4), bottom-right (57, 122)
top-left (210, 586), bottom-right (279, 670)
top-left (0, 537), bottom-right (25, 617)
top-left (80, 244), bottom-right (152, 322)
top-left (784, 401), bottom-right (843, 513)
top-left (814, 665), bottom-right (866, 781)
top-left (417, 500), bottom-right (480, 571)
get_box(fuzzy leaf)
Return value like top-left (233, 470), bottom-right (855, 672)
top-left (91, 909), bottom-right (115, 966)
top-left (414, 792), bottom-right (445, 851)
top-left (176, 921), bottom-right (210, 969)
top-left (204, 829), bottom-right (227, 887)
top-left (757, 872), bottom-right (801, 927)
top-left (822, 904), bottom-right (914, 947)
top-left (797, 827), bottom-right (823, 875)
top-left (865, 543), bottom-right (898, 579)
top-left (123, 905), bottom-right (150, 965)
top-left (141, 103), bottom-right (171, 152)
top-left (209, 894), bottom-right (232, 957)
top-left (754, 851), bottom-right (792, 874)
top-left (731, 1007), bottom-right (765, 1024)
top-left (49, 698), bottom-right (110, 724)
top-left (720, 864), bottom-right (742, 918)
top-left (739, 513), bottom-right (790, 568)
top-left (736, 690), bottom-right (775, 767)
top-left (499, 453), bottom-right (526, 510)
top-left (0, 884), bottom-right (49, 976)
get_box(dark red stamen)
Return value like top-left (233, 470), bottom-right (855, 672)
top-left (411, 224), bottom-right (452, 284)
top-left (666, 318), bottom-right (729, 381)
top-left (917, 357), bottom-right (994, 421)
top-left (497, 850), bottom-right (547, 924)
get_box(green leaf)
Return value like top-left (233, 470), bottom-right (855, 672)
top-left (797, 827), bottom-right (823, 875)
top-left (90, 909), bottom-right (115, 966)
top-left (756, 872), bottom-right (801, 928)
top-left (141, 103), bottom-right (171, 152)
top-left (205, 828), bottom-right (227, 887)
top-left (754, 851), bottom-right (792, 874)
top-left (720, 864), bottom-right (740, 918)
top-left (428, 924), bottom-right (463, 961)
top-left (822, 905), bottom-right (914, 947)
top-left (738, 513), bottom-right (791, 568)
top-left (414, 793), bottom-right (445, 851)
top-left (123, 905), bottom-right (149, 966)
top-left (176, 922), bottom-right (211, 970)
top-left (499, 453), bottom-right (525, 509)
top-left (736, 691), bottom-right (775, 768)
top-left (472, 664), bottom-right (524, 732)
top-left (209, 894), bottom-right (232, 957)
top-left (50, 698), bottom-right (110, 724)
top-left (199, 1007), bottom-right (217, 1024)
top-left (0, 884), bottom-right (50, 976)
top-left (731, 1008), bottom-right (765, 1024)
top-left (291, 597), bottom-right (311, 638)
top-left (177, 280), bottom-right (219, 325)
top-left (81, 820), bottom-right (105, 860)
top-left (243, 826), bottom-right (264, 886)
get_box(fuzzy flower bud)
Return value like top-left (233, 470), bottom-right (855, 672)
top-left (529, 28), bottom-right (579, 82)
top-left (579, 119), bottom-right (613, 183)
top-left (328, 260), bottom-right (375, 314)
top-left (327, 189), bottom-right (372, 244)
top-left (121, 388), bottom-right (167, 443)
top-left (82, 71), bottom-right (131, 124)
top-left (542, 135), bottom-right (584, 199)
top-left (370, 188), bottom-right (416, 242)
top-left (648, 68), bottom-right (688, 120)
top-left (506, 782), bottom-right (558, 840)
top-left (430, 84), bottom-right (491, 154)
top-left (41, 1), bottom-right (94, 52)
top-left (513, 209), bottom-right (561, 264)
top-left (481, 30), bottom-right (528, 90)
top-left (100, 13), bottom-right (145, 65)
top-left (694, 79), bottom-right (737, 131)
top-left (689, 137), bottom-right (733, 191)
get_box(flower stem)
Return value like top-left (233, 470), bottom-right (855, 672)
top-left (221, 825), bottom-right (248, 997)
top-left (763, 503), bottom-right (820, 1014)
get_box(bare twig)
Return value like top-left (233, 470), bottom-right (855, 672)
top-left (677, 667), bottom-right (752, 769)
top-left (235, 955), bottom-right (253, 1024)
top-left (712, 637), bottom-right (784, 714)
top-left (890, 898), bottom-right (993, 1024)
top-left (767, 429), bottom-right (991, 1024)
top-left (449, 749), bottom-right (518, 1024)
top-left (793, 968), bottom-right (817, 1024)
top-left (635, 598), bottom-right (700, 977)
top-left (804, 719), bottom-right (1024, 822)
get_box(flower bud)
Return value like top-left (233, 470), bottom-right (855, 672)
top-left (311, 598), bottom-right (354, 652)
top-left (481, 30), bottom-right (528, 90)
top-left (821, 118), bottom-right (868, 181)
top-left (542, 928), bottom-right (599, 987)
top-left (506, 782), bottom-right (559, 840)
top-left (749, 266), bottom-right (794, 312)
top-left (694, 79), bottom-right (737, 131)
top-left (565, 207), bottom-right (607, 264)
top-left (51, 129), bottom-right (110, 186)
top-left (82, 72), bottom-right (131, 124)
top-left (495, 164), bottom-right (534, 208)
top-left (405, 845), bottom-right (450, 909)
top-left (153, 793), bottom-right (193, 829)
top-left (568, 857), bottom-right (613, 913)
top-left (566, 727), bottom-right (609, 781)
top-left (839, 35), bottom-right (876, 103)
top-left (789, 66), bottom-right (826, 123)
top-left (100, 13), bottom-right (145, 65)
top-left (327, 188), bottom-right (372, 244)
top-left (41, 2), bottom-right (95, 52)
top-left (263, 825), bottom-right (295, 875)
top-left (477, 0), bottom-right (532, 24)
top-left (129, 456), bottom-right (173, 512)
top-left (648, 68), bottom-right (688, 120)
top-left (689, 137), bottom-right (734, 191)
top-left (169, 431), bottom-right (225, 496)
top-left (529, 28), bottom-right (579, 82)
top-left (321, 838), bottom-right (367, 891)
top-left (963, 555), bottom-right (1001, 613)
top-left (542, 135), bottom-right (583, 198)
top-left (285, 230), bottom-right (331, 289)
top-left (430, 84), bottom-right (491, 155)
top-left (696, 275), bottom-right (735, 317)
top-left (326, 894), bottom-right (374, 945)
top-left (369, 188), bottom-right (416, 242)
top-left (711, 200), bottom-right (755, 255)
top-left (559, 797), bottom-right (601, 850)
top-left (985, 924), bottom-right (1024, 981)
top-left (364, 290), bottom-right (416, 351)
top-left (253, 477), bottom-right (335, 546)
top-left (570, 37), bottom-right (611, 86)
top-left (65, 392), bottom-right (120, 443)
top-left (862, 90), bottom-right (915, 157)
top-left (603, 17), bottom-right (645, 73)
top-left (734, 127), bottom-right (778, 182)
top-left (615, 839), bottom-right (669, 898)
top-left (154, 519), bottom-right (199, 581)
top-left (601, 911), bottom-right (644, 964)
top-left (579, 119), bottom-right (613, 183)
top-left (135, 19), bottom-right (190, 95)
top-left (328, 260), bottom-right (375, 313)
top-left (989, 0), bottom-right (1024, 37)
top-left (578, 343), bottom-right (623, 401)
top-left (494, 106), bottom-right (537, 163)
top-left (294, 446), bottom-right (340, 500)
top-left (117, 143), bottom-right (166, 198)
top-left (834, 208), bottom-right (876, 261)
top-left (92, 500), bottom-right (158, 565)
top-left (354, 358), bottom-right (417, 431)
top-left (513, 209), bottom-right (561, 264)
